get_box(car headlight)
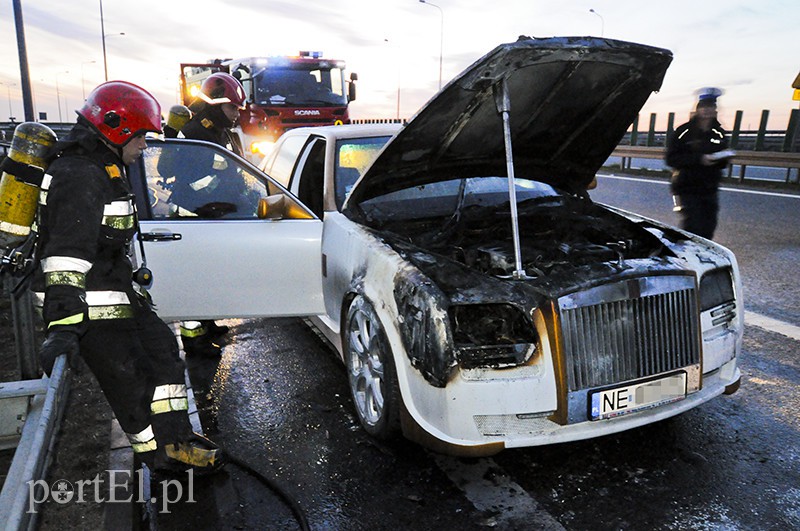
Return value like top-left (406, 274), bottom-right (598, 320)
top-left (250, 140), bottom-right (275, 157)
top-left (449, 303), bottom-right (539, 368)
top-left (699, 267), bottom-right (736, 326)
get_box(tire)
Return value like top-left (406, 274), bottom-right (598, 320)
top-left (345, 295), bottom-right (401, 440)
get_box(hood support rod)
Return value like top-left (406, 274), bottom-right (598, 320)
top-left (494, 79), bottom-right (526, 279)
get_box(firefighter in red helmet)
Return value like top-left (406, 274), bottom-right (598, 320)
top-left (33, 81), bottom-right (226, 476)
top-left (175, 71), bottom-right (247, 356)
top-left (182, 71), bottom-right (246, 152)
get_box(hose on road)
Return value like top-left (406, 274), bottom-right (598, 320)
top-left (228, 452), bottom-right (311, 531)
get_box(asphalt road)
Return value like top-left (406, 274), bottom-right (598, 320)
top-left (157, 175), bottom-right (800, 530)
top-left (591, 173), bottom-right (800, 326)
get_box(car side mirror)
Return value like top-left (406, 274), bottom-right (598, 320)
top-left (258, 194), bottom-right (314, 220)
top-left (258, 194), bottom-right (285, 219)
top-left (348, 73), bottom-right (357, 102)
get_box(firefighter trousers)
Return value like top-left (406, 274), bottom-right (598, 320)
top-left (78, 306), bottom-right (192, 456)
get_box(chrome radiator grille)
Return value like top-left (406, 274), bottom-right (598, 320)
top-left (558, 276), bottom-right (700, 392)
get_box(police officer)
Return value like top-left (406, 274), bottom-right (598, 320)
top-left (665, 88), bottom-right (734, 240)
top-left (174, 72), bottom-right (247, 356)
top-left (33, 81), bottom-right (226, 476)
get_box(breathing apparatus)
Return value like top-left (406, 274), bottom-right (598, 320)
top-left (0, 122), bottom-right (57, 275)
top-left (165, 104), bottom-right (192, 137)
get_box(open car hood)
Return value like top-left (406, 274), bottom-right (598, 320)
top-left (345, 37), bottom-right (672, 207)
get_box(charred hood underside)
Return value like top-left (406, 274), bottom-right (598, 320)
top-left (345, 37), bottom-right (673, 207)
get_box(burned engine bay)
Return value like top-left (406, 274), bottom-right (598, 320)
top-left (351, 185), bottom-right (683, 387)
top-left (369, 192), bottom-right (672, 281)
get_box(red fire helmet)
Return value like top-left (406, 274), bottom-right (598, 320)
top-left (78, 81), bottom-right (162, 146)
top-left (197, 72), bottom-right (246, 109)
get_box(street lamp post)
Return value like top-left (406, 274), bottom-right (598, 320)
top-left (101, 32), bottom-right (125, 81)
top-left (100, 0), bottom-right (108, 81)
top-left (81, 60), bottom-right (96, 100)
top-left (589, 8), bottom-right (605, 37)
top-left (384, 38), bottom-right (401, 120)
top-left (419, 0), bottom-right (443, 90)
top-left (0, 81), bottom-right (16, 121)
top-left (397, 70), bottom-right (401, 120)
top-left (100, 0), bottom-right (124, 81)
top-left (55, 71), bottom-right (69, 122)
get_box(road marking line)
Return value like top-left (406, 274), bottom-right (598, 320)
top-left (596, 174), bottom-right (669, 185)
top-left (597, 173), bottom-right (800, 200)
top-left (719, 187), bottom-right (800, 199)
top-left (745, 311), bottom-right (800, 341)
top-left (432, 454), bottom-right (565, 530)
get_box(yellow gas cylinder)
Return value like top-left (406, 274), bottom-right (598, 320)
top-left (166, 104), bottom-right (191, 135)
top-left (0, 122), bottom-right (57, 249)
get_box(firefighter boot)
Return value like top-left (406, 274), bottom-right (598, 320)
top-left (182, 335), bottom-right (221, 358)
top-left (205, 320), bottom-right (230, 338)
top-left (155, 432), bottom-right (228, 478)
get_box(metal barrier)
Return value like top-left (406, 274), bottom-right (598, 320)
top-left (0, 256), bottom-right (65, 529)
top-left (0, 356), bottom-right (70, 531)
top-left (349, 118), bottom-right (406, 125)
top-left (612, 145), bottom-right (800, 184)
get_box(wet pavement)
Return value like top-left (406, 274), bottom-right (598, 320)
top-left (151, 175), bottom-right (800, 530)
top-left (592, 173), bottom-right (800, 327)
top-left (161, 317), bottom-right (484, 530)
top-left (151, 316), bottom-right (800, 531)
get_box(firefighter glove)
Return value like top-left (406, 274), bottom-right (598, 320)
top-left (194, 201), bottom-right (236, 218)
top-left (38, 330), bottom-right (80, 377)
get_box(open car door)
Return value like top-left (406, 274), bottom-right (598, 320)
top-left (128, 138), bottom-right (324, 321)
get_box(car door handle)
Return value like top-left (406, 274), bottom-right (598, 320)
top-left (140, 231), bottom-right (182, 242)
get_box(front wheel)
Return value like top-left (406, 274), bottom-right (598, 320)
top-left (345, 296), bottom-right (401, 440)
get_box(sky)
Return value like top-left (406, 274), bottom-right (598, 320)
top-left (1, 0), bottom-right (799, 132)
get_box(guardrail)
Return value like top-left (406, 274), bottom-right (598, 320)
top-left (0, 272), bottom-right (66, 529)
top-left (612, 145), bottom-right (800, 184)
top-left (0, 356), bottom-right (70, 530)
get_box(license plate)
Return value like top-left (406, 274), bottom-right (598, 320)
top-left (590, 372), bottom-right (687, 420)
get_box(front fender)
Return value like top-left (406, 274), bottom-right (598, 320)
top-left (393, 266), bottom-right (456, 388)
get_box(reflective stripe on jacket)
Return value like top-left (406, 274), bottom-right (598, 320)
top-left (31, 122), bottom-right (141, 331)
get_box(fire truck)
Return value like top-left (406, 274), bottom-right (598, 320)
top-left (179, 51), bottom-right (357, 160)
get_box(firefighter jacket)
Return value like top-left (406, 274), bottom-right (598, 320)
top-left (32, 122), bottom-right (143, 333)
top-left (166, 107), bottom-right (248, 218)
top-left (665, 117), bottom-right (729, 196)
top-left (180, 113), bottom-right (227, 146)
top-left (181, 103), bottom-right (242, 156)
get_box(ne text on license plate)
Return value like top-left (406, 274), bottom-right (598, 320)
top-left (590, 372), bottom-right (687, 420)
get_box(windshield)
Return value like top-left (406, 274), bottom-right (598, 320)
top-left (334, 136), bottom-right (393, 209)
top-left (356, 177), bottom-right (563, 223)
top-left (254, 66), bottom-right (347, 106)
